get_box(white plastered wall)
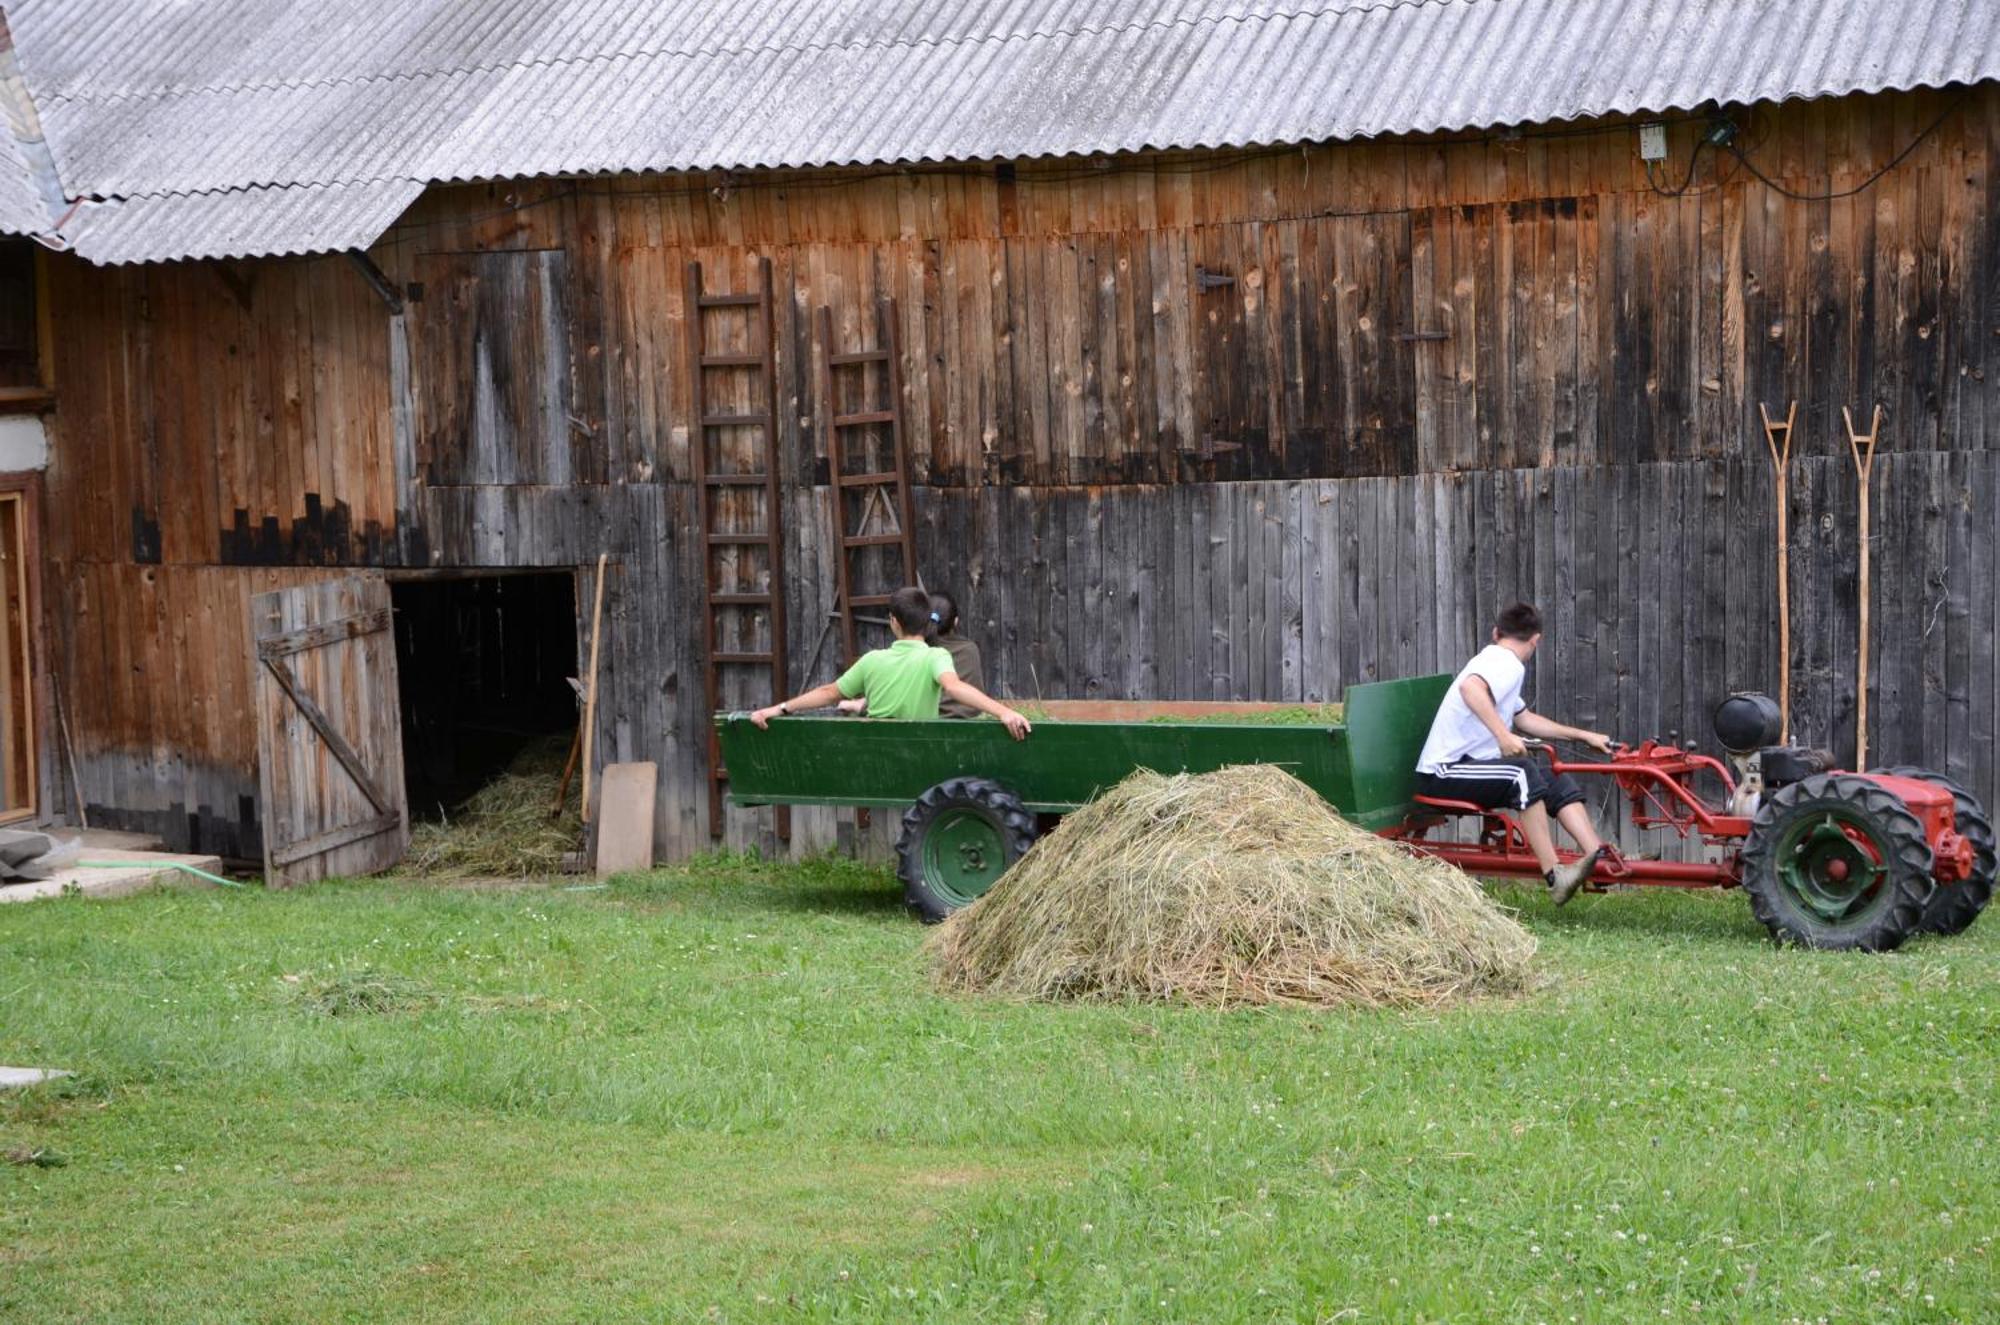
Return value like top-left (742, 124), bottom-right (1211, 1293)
top-left (0, 415), bottom-right (48, 471)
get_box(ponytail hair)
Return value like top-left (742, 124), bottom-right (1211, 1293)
top-left (929, 591), bottom-right (959, 637)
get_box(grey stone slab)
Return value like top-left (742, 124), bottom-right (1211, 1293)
top-left (0, 852), bottom-right (228, 903)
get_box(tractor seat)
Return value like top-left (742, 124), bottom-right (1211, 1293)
top-left (1411, 794), bottom-right (1495, 816)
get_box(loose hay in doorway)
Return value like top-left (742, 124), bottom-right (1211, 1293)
top-left (927, 764), bottom-right (1535, 1009)
top-left (403, 735), bottom-right (582, 879)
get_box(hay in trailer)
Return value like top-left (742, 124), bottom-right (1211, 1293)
top-left (1143, 703), bottom-right (1345, 725)
top-left (402, 735), bottom-right (582, 879)
top-left (928, 764), bottom-right (1535, 1008)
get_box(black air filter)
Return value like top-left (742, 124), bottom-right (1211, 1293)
top-left (1713, 692), bottom-right (1782, 754)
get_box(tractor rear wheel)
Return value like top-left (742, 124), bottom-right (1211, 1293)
top-left (896, 778), bottom-right (1039, 923)
top-left (1871, 766), bottom-right (1997, 936)
top-left (1740, 772), bottom-right (1931, 952)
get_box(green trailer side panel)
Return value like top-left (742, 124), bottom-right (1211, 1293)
top-left (1338, 673), bottom-right (1453, 829)
top-left (716, 714), bottom-right (1357, 815)
top-left (716, 673), bottom-right (1451, 827)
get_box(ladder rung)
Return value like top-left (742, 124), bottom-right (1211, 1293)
top-left (709, 593), bottom-right (773, 606)
top-left (707, 533), bottom-right (775, 545)
top-left (835, 470), bottom-right (901, 487)
top-left (842, 533), bottom-right (908, 548)
top-left (830, 350), bottom-right (890, 366)
top-left (701, 412), bottom-right (768, 427)
top-left (849, 594), bottom-right (893, 607)
top-left (698, 292), bottom-right (760, 307)
top-left (700, 353), bottom-right (764, 367)
top-left (712, 652), bottom-right (775, 665)
top-left (704, 473), bottom-right (770, 486)
top-left (833, 410), bottom-right (895, 427)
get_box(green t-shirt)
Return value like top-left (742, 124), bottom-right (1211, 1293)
top-left (835, 639), bottom-right (956, 719)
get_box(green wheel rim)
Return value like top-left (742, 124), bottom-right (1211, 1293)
top-left (1775, 809), bottom-right (1890, 923)
top-left (921, 808), bottom-right (1011, 907)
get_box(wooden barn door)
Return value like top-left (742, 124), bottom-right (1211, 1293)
top-left (251, 576), bottom-right (408, 885)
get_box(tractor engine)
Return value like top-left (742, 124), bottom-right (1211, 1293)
top-left (1711, 690), bottom-right (1992, 948)
top-left (1713, 692), bottom-right (1832, 815)
top-left (1754, 745), bottom-right (1833, 789)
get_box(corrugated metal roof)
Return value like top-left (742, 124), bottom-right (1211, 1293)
top-left (0, 5), bottom-right (55, 236)
top-left (3, 0), bottom-right (1998, 262)
top-left (0, 2), bottom-right (1394, 101)
top-left (54, 178), bottom-right (424, 263)
top-left (0, 126), bottom-right (44, 234)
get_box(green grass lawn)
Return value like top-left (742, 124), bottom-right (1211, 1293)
top-left (2, 858), bottom-right (1994, 1323)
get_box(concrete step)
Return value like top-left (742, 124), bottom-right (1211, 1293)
top-left (1, 849), bottom-right (232, 903)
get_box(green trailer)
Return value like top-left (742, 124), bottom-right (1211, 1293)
top-left (716, 674), bottom-right (1451, 920)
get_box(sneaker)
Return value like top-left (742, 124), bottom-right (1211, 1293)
top-left (1549, 847), bottom-right (1603, 906)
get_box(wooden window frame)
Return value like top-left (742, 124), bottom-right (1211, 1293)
top-left (0, 246), bottom-right (55, 411)
top-left (0, 470), bottom-right (40, 824)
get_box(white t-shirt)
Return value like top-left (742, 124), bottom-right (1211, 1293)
top-left (1416, 644), bottom-right (1528, 772)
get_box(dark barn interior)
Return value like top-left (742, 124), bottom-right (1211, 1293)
top-left (391, 573), bottom-right (578, 821)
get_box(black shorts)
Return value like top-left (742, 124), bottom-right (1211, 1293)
top-left (1415, 757), bottom-right (1586, 816)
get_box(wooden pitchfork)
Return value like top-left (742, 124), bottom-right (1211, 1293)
top-left (1843, 405), bottom-right (1883, 769)
top-left (1759, 402), bottom-right (1797, 743)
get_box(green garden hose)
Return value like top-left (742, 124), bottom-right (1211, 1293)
top-left (76, 860), bottom-right (246, 888)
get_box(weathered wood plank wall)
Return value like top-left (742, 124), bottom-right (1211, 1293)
top-left (37, 85), bottom-right (2000, 862)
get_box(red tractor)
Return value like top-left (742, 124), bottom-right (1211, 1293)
top-left (1388, 692), bottom-right (1995, 951)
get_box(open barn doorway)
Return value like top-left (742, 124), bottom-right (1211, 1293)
top-left (389, 571), bottom-right (580, 827)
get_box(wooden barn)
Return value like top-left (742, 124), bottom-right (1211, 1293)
top-left (3, 0), bottom-right (1999, 873)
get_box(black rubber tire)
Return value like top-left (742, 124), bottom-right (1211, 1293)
top-left (1871, 766), bottom-right (1997, 936)
top-left (895, 778), bottom-right (1039, 924)
top-left (1740, 772), bottom-right (1931, 952)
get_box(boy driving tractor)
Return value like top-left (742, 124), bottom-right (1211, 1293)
top-left (1415, 603), bottom-right (1614, 905)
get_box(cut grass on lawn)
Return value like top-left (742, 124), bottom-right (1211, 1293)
top-left (2, 856), bottom-right (1995, 1323)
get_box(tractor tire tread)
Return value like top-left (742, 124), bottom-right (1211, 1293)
top-left (895, 777), bottom-right (1038, 924)
top-left (1871, 766), bottom-right (1996, 936)
top-left (1740, 772), bottom-right (1930, 952)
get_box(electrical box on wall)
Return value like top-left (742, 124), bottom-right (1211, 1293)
top-left (1638, 122), bottom-right (1668, 162)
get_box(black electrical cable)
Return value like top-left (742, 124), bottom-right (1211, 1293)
top-left (385, 90), bottom-right (1956, 243)
top-left (402, 182), bottom-right (580, 234)
top-left (1722, 90), bottom-right (1968, 202)
top-left (1644, 136), bottom-right (1710, 198)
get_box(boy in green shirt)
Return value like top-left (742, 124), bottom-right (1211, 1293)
top-left (749, 587), bottom-right (1031, 738)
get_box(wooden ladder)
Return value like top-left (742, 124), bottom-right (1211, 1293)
top-left (817, 299), bottom-right (917, 663)
top-left (688, 258), bottom-right (788, 840)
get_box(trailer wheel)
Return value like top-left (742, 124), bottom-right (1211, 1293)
top-left (1740, 773), bottom-right (1931, 952)
top-left (1871, 766), bottom-right (1996, 936)
top-left (896, 778), bottom-right (1039, 923)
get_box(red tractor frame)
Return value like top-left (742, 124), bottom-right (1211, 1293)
top-left (1386, 740), bottom-right (1994, 952)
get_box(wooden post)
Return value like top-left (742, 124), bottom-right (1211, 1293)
top-left (52, 672), bottom-right (87, 828)
top-left (580, 553), bottom-right (608, 823)
top-left (1843, 405), bottom-right (1883, 769)
top-left (1759, 402), bottom-right (1797, 742)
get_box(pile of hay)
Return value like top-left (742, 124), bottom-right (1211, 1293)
top-left (928, 764), bottom-right (1535, 1008)
top-left (403, 735), bottom-right (581, 878)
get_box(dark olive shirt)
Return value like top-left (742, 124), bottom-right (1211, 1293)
top-left (937, 633), bottom-right (986, 719)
